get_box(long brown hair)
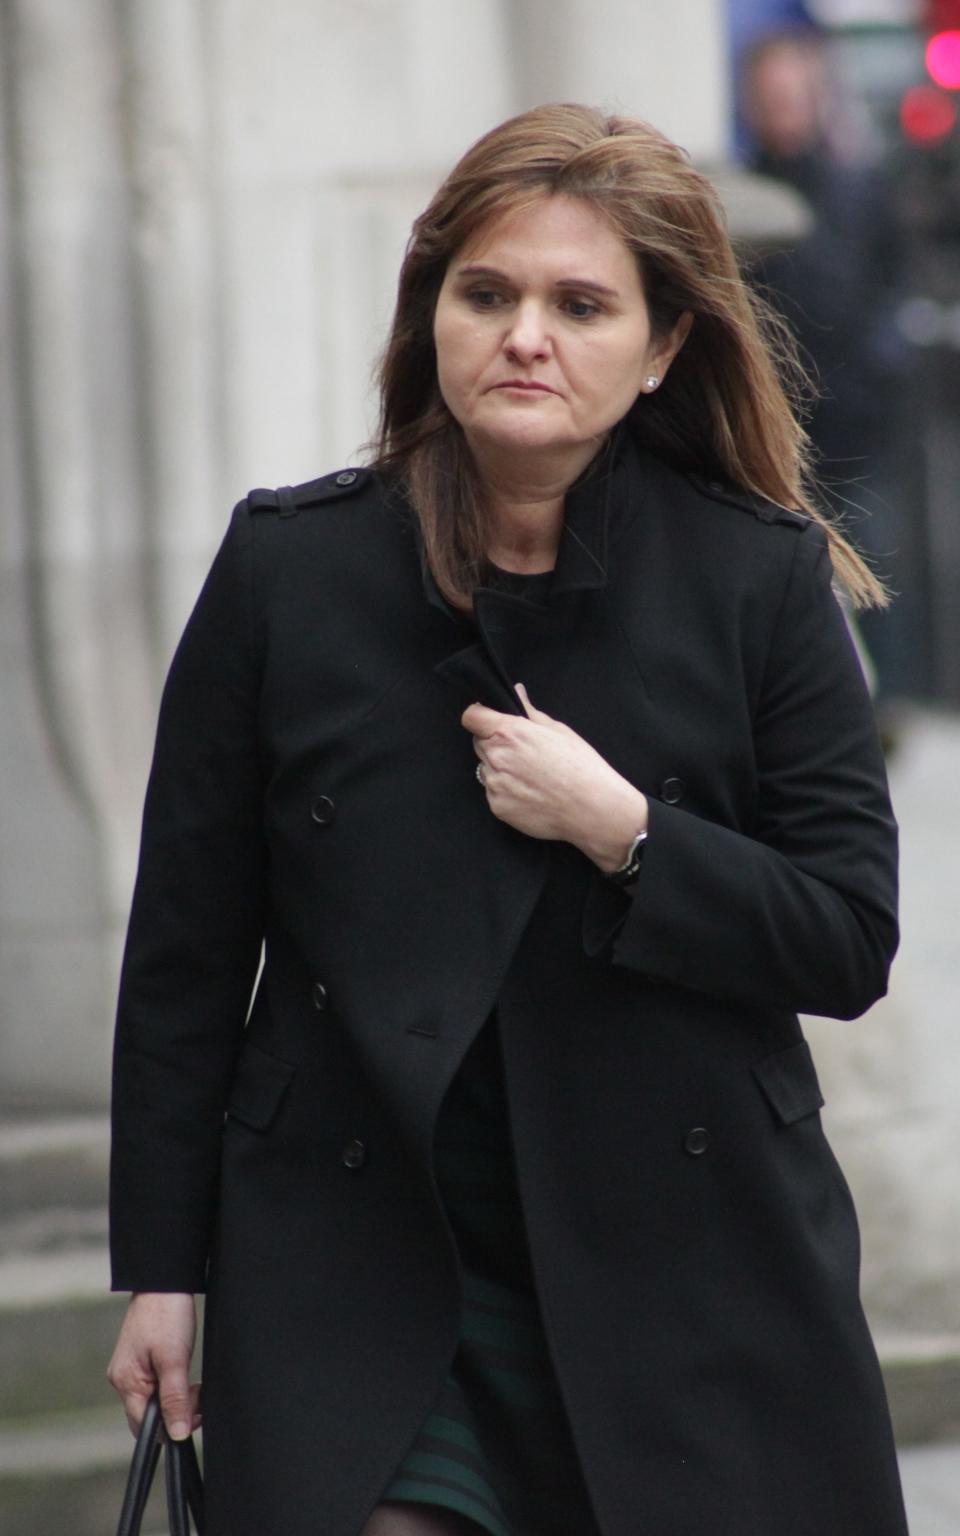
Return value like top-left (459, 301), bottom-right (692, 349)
top-left (372, 102), bottom-right (885, 610)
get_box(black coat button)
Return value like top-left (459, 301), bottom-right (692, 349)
top-left (311, 795), bottom-right (335, 825)
top-left (342, 1139), bottom-right (366, 1170)
top-left (661, 776), bottom-right (685, 805)
top-left (311, 981), bottom-right (328, 1011)
top-left (684, 1127), bottom-right (710, 1156)
top-left (335, 470), bottom-right (357, 486)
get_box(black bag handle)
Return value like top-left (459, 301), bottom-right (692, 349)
top-left (116, 1393), bottom-right (205, 1536)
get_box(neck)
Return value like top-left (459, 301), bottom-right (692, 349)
top-left (472, 439), bottom-right (603, 574)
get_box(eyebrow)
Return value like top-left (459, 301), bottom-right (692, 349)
top-left (454, 263), bottom-right (620, 298)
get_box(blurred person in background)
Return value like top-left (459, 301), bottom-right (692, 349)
top-left (106, 104), bottom-right (907, 1536)
top-left (743, 29), bottom-right (912, 720)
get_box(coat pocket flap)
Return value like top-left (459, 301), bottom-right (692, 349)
top-left (752, 1040), bottom-right (825, 1126)
top-left (226, 1042), bottom-right (296, 1131)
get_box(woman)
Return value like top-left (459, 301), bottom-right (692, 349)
top-left (108, 105), bottom-right (907, 1536)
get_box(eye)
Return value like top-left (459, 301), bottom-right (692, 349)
top-left (467, 287), bottom-right (507, 310)
top-left (561, 296), bottom-right (601, 320)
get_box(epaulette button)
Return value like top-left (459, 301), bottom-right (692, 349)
top-left (335, 471), bottom-right (357, 487)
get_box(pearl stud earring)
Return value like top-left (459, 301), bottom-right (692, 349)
top-left (645, 375), bottom-right (660, 391)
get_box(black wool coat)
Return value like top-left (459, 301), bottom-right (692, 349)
top-left (110, 437), bottom-right (908, 1536)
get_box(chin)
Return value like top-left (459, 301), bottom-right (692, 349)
top-left (470, 420), bottom-right (582, 458)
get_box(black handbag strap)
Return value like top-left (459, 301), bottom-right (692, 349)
top-left (116, 1394), bottom-right (205, 1536)
top-left (164, 1416), bottom-right (205, 1536)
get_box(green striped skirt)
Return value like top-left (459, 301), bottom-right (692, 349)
top-left (381, 1020), bottom-right (600, 1536)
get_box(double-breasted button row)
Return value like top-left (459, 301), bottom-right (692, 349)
top-left (342, 1139), bottom-right (366, 1170)
top-left (311, 795), bottom-right (335, 825)
top-left (684, 1126), bottom-right (710, 1156)
top-left (660, 776), bottom-right (685, 805)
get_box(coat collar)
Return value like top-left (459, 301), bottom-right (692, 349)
top-left (421, 428), bottom-right (630, 622)
top-left (424, 430), bottom-right (636, 715)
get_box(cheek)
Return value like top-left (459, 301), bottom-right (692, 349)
top-left (434, 319), bottom-right (466, 413)
top-left (615, 324), bottom-right (654, 397)
top-left (616, 356), bottom-right (649, 407)
top-left (580, 342), bottom-right (647, 416)
top-left (436, 322), bottom-right (495, 424)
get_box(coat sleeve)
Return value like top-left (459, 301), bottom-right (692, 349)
top-left (586, 519), bottom-right (899, 1020)
top-left (110, 503), bottom-right (266, 1293)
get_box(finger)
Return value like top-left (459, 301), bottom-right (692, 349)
top-left (157, 1358), bottom-right (194, 1442)
top-left (462, 702), bottom-right (510, 737)
top-left (121, 1380), bottom-right (200, 1441)
top-left (514, 682), bottom-right (548, 721)
top-left (107, 1348), bottom-right (159, 1435)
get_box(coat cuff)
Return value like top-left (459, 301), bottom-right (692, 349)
top-left (581, 863), bottom-right (636, 958)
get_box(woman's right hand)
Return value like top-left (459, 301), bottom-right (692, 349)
top-left (107, 1291), bottom-right (200, 1440)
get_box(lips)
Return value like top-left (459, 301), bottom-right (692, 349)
top-left (492, 379), bottom-right (557, 394)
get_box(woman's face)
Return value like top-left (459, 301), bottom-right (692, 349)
top-left (433, 194), bottom-right (687, 475)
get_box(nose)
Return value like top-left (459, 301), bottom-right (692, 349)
top-left (503, 299), bottom-right (550, 363)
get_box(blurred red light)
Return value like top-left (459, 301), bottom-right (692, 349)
top-left (901, 84), bottom-right (958, 143)
top-left (925, 1), bottom-right (960, 30)
top-left (927, 31), bottom-right (960, 89)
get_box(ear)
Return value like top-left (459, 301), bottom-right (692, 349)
top-left (649, 310), bottom-right (693, 383)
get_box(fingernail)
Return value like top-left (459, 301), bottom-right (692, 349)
top-left (169, 1421), bottom-right (190, 1441)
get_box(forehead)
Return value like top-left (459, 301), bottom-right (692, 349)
top-left (455, 194), bottom-right (639, 282)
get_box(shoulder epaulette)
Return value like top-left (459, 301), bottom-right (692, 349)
top-left (247, 467), bottom-right (371, 517)
top-left (687, 472), bottom-right (808, 529)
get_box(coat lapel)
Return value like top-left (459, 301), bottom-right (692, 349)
top-left (426, 437), bottom-right (621, 716)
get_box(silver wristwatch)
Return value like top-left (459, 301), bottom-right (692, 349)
top-left (607, 830), bottom-right (648, 887)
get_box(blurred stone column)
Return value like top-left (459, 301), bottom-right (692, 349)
top-left (513, 0), bottom-right (729, 161)
top-left (208, 0), bottom-right (515, 492)
top-left (120, 0), bottom-right (225, 660)
top-left (0, 0), bottom-right (152, 1105)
